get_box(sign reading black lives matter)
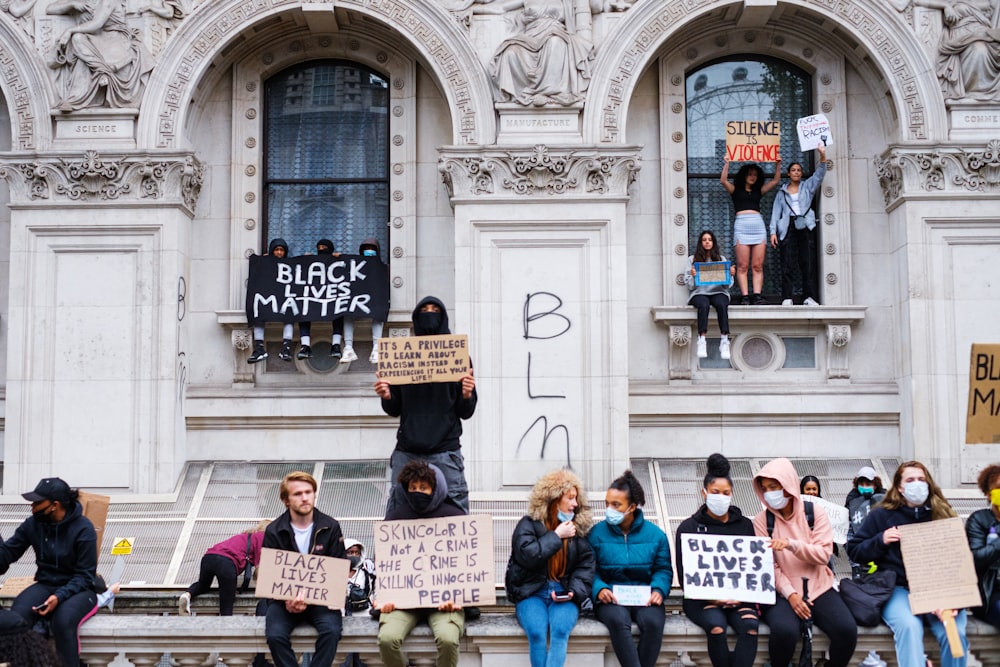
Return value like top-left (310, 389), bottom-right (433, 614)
top-left (681, 534), bottom-right (776, 604)
top-left (255, 548), bottom-right (351, 611)
top-left (245, 254), bottom-right (390, 325)
top-left (374, 514), bottom-right (495, 609)
top-left (377, 334), bottom-right (470, 385)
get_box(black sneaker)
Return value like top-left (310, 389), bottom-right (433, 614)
top-left (740, 295), bottom-right (751, 305)
top-left (752, 294), bottom-right (767, 305)
top-left (330, 343), bottom-right (342, 360)
top-left (297, 344), bottom-right (312, 360)
top-left (247, 343), bottom-right (267, 364)
top-left (279, 340), bottom-right (293, 361)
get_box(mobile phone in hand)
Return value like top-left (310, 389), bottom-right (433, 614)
top-left (552, 591), bottom-right (572, 602)
top-left (32, 604), bottom-right (46, 613)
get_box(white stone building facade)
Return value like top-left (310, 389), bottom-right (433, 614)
top-left (0, 0), bottom-right (996, 494)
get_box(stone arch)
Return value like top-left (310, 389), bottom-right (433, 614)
top-left (0, 16), bottom-right (56, 150)
top-left (137, 0), bottom-right (496, 149)
top-left (583, 0), bottom-right (946, 145)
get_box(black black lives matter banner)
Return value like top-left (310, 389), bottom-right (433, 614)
top-left (245, 254), bottom-right (390, 325)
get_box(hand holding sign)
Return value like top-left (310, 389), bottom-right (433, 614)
top-left (796, 114), bottom-right (833, 152)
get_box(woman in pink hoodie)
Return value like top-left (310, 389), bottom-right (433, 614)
top-left (753, 458), bottom-right (857, 667)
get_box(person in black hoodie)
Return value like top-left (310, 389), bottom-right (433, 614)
top-left (374, 296), bottom-right (477, 512)
top-left (0, 477), bottom-right (98, 667)
top-left (248, 238), bottom-right (297, 363)
top-left (295, 238), bottom-right (346, 360)
top-left (341, 238), bottom-right (386, 365)
top-left (675, 454), bottom-right (759, 667)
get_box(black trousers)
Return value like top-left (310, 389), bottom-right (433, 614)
top-left (761, 588), bottom-right (857, 667)
top-left (11, 582), bottom-right (97, 667)
top-left (690, 294), bottom-right (730, 335)
top-left (595, 602), bottom-right (665, 667)
top-left (187, 553), bottom-right (239, 615)
top-left (682, 598), bottom-right (759, 667)
top-left (778, 225), bottom-right (817, 301)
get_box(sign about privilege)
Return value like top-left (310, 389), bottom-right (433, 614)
top-left (245, 254), bottom-right (389, 325)
top-left (377, 334), bottom-right (470, 385)
top-left (374, 514), bottom-right (495, 609)
top-left (256, 548), bottom-right (350, 611)
top-left (967, 343), bottom-right (1000, 444)
top-left (725, 120), bottom-right (781, 162)
top-left (680, 534), bottom-right (775, 604)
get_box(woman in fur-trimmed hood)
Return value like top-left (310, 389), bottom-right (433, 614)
top-left (506, 469), bottom-right (596, 667)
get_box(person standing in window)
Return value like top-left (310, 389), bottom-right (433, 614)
top-left (685, 230), bottom-right (736, 360)
top-left (719, 158), bottom-right (781, 305)
top-left (769, 146), bottom-right (827, 306)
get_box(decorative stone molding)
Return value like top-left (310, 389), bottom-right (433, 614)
top-left (827, 324), bottom-right (851, 380)
top-left (668, 325), bottom-right (692, 380)
top-left (0, 150), bottom-right (204, 212)
top-left (439, 144), bottom-right (641, 199)
top-left (875, 140), bottom-right (1000, 209)
top-left (230, 329), bottom-right (254, 385)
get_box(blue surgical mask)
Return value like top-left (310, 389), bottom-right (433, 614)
top-left (858, 485), bottom-right (875, 497)
top-left (763, 489), bottom-right (789, 511)
top-left (902, 481), bottom-right (929, 506)
top-left (605, 507), bottom-right (630, 526)
top-left (557, 510), bottom-right (574, 523)
top-left (363, 249), bottom-right (377, 257)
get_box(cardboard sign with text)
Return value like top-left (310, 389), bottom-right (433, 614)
top-left (967, 343), bottom-right (1000, 443)
top-left (374, 514), bottom-right (495, 609)
top-left (256, 548), bottom-right (350, 611)
top-left (680, 534), bottom-right (776, 604)
top-left (377, 334), bottom-right (470, 385)
top-left (796, 114), bottom-right (833, 151)
top-left (79, 491), bottom-right (110, 565)
top-left (900, 517), bottom-right (981, 614)
top-left (803, 496), bottom-right (850, 545)
top-left (725, 120), bottom-right (781, 162)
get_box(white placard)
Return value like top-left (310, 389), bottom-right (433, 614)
top-left (680, 535), bottom-right (776, 604)
top-left (796, 114), bottom-right (833, 151)
top-left (802, 496), bottom-right (849, 545)
top-left (612, 585), bottom-right (652, 606)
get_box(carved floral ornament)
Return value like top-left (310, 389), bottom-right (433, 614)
top-left (439, 144), bottom-right (641, 198)
top-left (875, 140), bottom-right (1000, 206)
top-left (0, 150), bottom-right (205, 211)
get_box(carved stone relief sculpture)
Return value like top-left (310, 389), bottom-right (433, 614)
top-left (46, 0), bottom-right (154, 110)
top-left (1, 0), bottom-right (38, 35)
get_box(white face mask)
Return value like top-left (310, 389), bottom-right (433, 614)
top-left (705, 493), bottom-right (732, 517)
top-left (902, 480), bottom-right (929, 506)
top-left (763, 489), bottom-right (789, 511)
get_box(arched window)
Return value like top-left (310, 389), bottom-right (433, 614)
top-left (263, 60), bottom-right (389, 258)
top-left (686, 57), bottom-right (814, 299)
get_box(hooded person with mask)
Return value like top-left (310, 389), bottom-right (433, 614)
top-left (374, 296), bottom-right (477, 513)
top-left (752, 458), bottom-right (857, 667)
top-left (295, 239), bottom-right (347, 361)
top-left (248, 238), bottom-right (297, 364)
top-left (341, 238), bottom-right (386, 365)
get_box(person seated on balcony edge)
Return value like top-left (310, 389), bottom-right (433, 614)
top-left (248, 238), bottom-right (297, 364)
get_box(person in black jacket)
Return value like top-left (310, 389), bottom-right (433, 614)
top-left (675, 454), bottom-right (758, 667)
top-left (0, 477), bottom-right (98, 667)
top-left (506, 468), bottom-right (595, 667)
top-left (374, 296), bottom-right (477, 512)
top-left (261, 471), bottom-right (346, 667)
top-left (967, 463), bottom-right (1000, 628)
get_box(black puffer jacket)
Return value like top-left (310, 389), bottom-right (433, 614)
top-left (967, 507), bottom-right (1000, 610)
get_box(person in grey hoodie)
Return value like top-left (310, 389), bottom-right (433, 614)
top-left (685, 230), bottom-right (736, 360)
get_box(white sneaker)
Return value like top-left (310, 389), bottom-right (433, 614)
top-left (720, 336), bottom-right (731, 360)
top-left (696, 336), bottom-right (707, 359)
top-left (178, 592), bottom-right (191, 616)
top-left (804, 297), bottom-right (820, 306)
top-left (781, 299), bottom-right (793, 306)
top-left (369, 348), bottom-right (379, 364)
top-left (340, 346), bottom-right (358, 363)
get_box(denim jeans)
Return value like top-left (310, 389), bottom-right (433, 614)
top-left (265, 601), bottom-right (342, 667)
top-left (883, 586), bottom-right (967, 667)
top-left (515, 581), bottom-right (580, 667)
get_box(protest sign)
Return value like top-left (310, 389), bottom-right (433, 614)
top-left (694, 261), bottom-right (731, 287)
top-left (680, 534), bottom-right (775, 604)
top-left (725, 120), bottom-right (781, 162)
top-left (245, 254), bottom-right (389, 325)
top-left (967, 343), bottom-right (1000, 443)
top-left (256, 548), bottom-right (350, 611)
top-left (79, 491), bottom-right (110, 563)
top-left (374, 514), bottom-right (495, 609)
top-left (803, 496), bottom-right (850, 544)
top-left (899, 517), bottom-right (981, 615)
top-left (377, 334), bottom-right (470, 385)
top-left (796, 114), bottom-right (833, 151)
top-left (613, 585), bottom-right (652, 606)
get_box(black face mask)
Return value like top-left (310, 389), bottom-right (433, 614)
top-left (407, 491), bottom-right (434, 514)
top-left (348, 555), bottom-right (361, 568)
top-left (413, 310), bottom-right (443, 335)
top-left (33, 506), bottom-right (54, 524)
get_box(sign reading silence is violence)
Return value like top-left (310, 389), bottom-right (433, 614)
top-left (726, 120), bottom-right (780, 162)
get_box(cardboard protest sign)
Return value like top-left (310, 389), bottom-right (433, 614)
top-left (374, 514), bottom-right (495, 609)
top-left (967, 343), bottom-right (1000, 443)
top-left (79, 491), bottom-right (110, 564)
top-left (725, 120), bottom-right (781, 162)
top-left (899, 517), bottom-right (981, 615)
top-left (680, 534), bottom-right (776, 604)
top-left (694, 261), bottom-right (731, 287)
top-left (245, 254), bottom-right (389, 325)
top-left (256, 548), bottom-right (351, 611)
top-left (796, 114), bottom-right (833, 151)
top-left (613, 585), bottom-right (651, 606)
top-left (377, 334), bottom-right (470, 385)
top-left (803, 496), bottom-right (850, 545)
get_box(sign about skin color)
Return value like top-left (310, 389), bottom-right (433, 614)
top-left (899, 517), bottom-right (981, 615)
top-left (613, 585), bottom-right (652, 606)
top-left (256, 548), bottom-right (350, 611)
top-left (681, 534), bottom-right (776, 604)
top-left (373, 514), bottom-right (495, 609)
top-left (802, 496), bottom-right (850, 544)
top-left (377, 334), bottom-right (470, 385)
top-left (796, 114), bottom-right (833, 151)
top-left (725, 120), bottom-right (781, 162)
top-left (967, 343), bottom-right (1000, 443)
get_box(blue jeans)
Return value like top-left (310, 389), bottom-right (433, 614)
top-left (265, 600), bottom-right (342, 667)
top-left (515, 581), bottom-right (580, 667)
top-left (882, 586), bottom-right (968, 667)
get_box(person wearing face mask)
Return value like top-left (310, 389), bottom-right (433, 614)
top-left (375, 296), bottom-right (477, 513)
top-left (752, 458), bottom-right (857, 667)
top-left (0, 477), bottom-right (98, 667)
top-left (506, 469), bottom-right (595, 667)
top-left (844, 466), bottom-right (887, 579)
top-left (177, 519), bottom-right (271, 617)
top-left (967, 463), bottom-right (1000, 629)
top-left (847, 461), bottom-right (967, 667)
top-left (341, 239), bottom-right (387, 365)
top-left (248, 238), bottom-right (298, 363)
top-left (295, 239), bottom-right (346, 361)
top-left (588, 470), bottom-right (672, 667)
top-left (675, 454), bottom-right (758, 667)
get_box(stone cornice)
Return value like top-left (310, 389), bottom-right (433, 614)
top-left (0, 150), bottom-right (204, 213)
top-left (875, 140), bottom-right (1000, 210)
top-left (438, 144), bottom-right (641, 200)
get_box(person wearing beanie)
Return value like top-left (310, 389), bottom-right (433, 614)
top-left (248, 238), bottom-right (297, 364)
top-left (296, 239), bottom-right (347, 361)
top-left (341, 238), bottom-right (387, 364)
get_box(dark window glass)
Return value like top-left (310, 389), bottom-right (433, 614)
top-left (263, 61), bottom-right (389, 258)
top-left (686, 58), bottom-right (813, 299)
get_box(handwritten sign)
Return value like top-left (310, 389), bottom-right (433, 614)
top-left (803, 496), bottom-right (850, 545)
top-left (613, 585), bottom-right (652, 606)
top-left (694, 261), bottom-right (731, 287)
top-left (725, 120), bottom-right (781, 162)
top-left (967, 343), bottom-right (1000, 444)
top-left (374, 514), bottom-right (495, 609)
top-left (377, 334), bottom-right (471, 385)
top-left (796, 114), bottom-right (833, 151)
top-left (899, 517), bottom-right (981, 615)
top-left (256, 548), bottom-right (350, 611)
top-left (681, 534), bottom-right (776, 604)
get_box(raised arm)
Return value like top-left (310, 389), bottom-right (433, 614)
top-left (719, 159), bottom-right (735, 195)
top-left (761, 156), bottom-right (783, 194)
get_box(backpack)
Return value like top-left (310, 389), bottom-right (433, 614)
top-left (766, 502), bottom-right (835, 575)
